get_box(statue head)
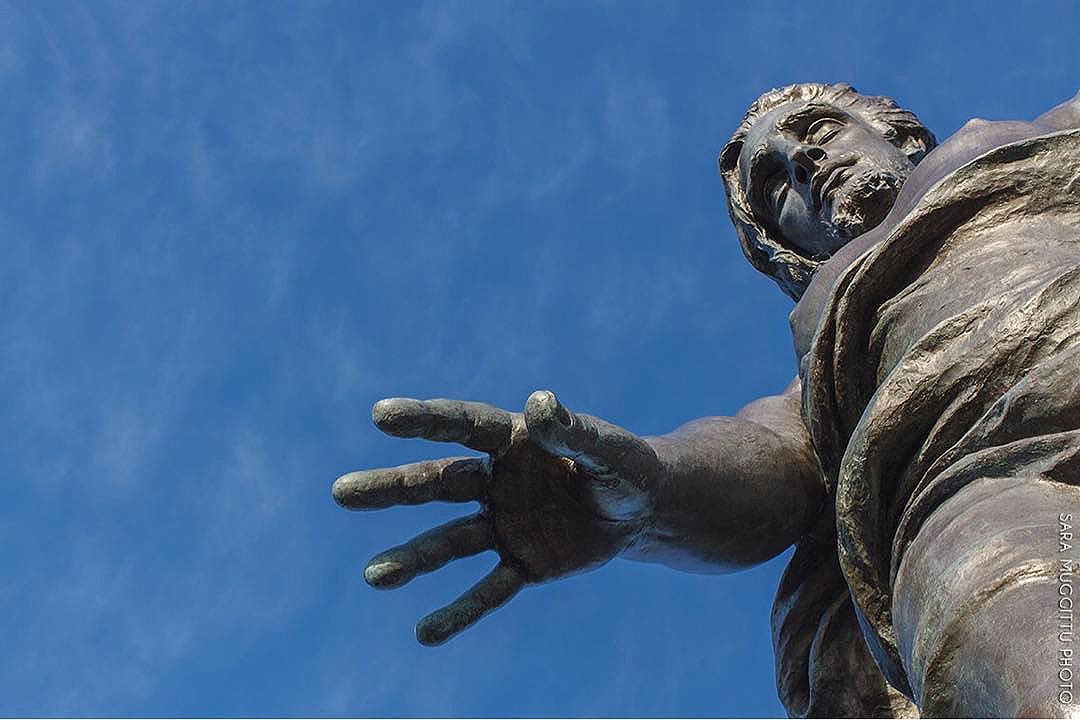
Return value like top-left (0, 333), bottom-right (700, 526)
top-left (719, 83), bottom-right (936, 300)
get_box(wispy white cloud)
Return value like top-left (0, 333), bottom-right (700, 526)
top-left (601, 72), bottom-right (673, 172)
top-left (0, 416), bottom-right (319, 712)
top-left (2, 1), bottom-right (986, 716)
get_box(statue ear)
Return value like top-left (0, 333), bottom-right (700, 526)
top-left (719, 141), bottom-right (742, 174)
top-left (901, 135), bottom-right (929, 164)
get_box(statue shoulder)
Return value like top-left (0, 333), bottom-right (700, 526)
top-left (788, 117), bottom-right (1063, 365)
top-left (908, 118), bottom-right (1042, 191)
top-left (1034, 89), bottom-right (1080, 131)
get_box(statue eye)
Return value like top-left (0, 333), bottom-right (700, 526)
top-left (806, 117), bottom-right (843, 145)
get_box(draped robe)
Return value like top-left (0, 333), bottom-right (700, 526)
top-left (774, 126), bottom-right (1080, 716)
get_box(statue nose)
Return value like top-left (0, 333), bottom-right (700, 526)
top-left (792, 146), bottom-right (826, 184)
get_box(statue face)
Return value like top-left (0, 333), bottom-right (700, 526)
top-left (737, 100), bottom-right (915, 259)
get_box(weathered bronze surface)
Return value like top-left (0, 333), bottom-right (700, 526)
top-left (335, 84), bottom-right (1080, 718)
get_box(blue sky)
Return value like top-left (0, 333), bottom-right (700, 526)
top-left (1, 1), bottom-right (1077, 716)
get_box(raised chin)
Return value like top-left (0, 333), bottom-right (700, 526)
top-left (826, 170), bottom-right (904, 242)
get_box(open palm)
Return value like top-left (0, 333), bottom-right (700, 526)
top-left (333, 391), bottom-right (665, 645)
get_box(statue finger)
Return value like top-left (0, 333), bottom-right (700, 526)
top-left (364, 512), bottom-right (494, 589)
top-left (524, 390), bottom-right (662, 487)
top-left (414, 561), bottom-right (526, 646)
top-left (333, 456), bottom-right (489, 509)
top-left (372, 398), bottom-right (515, 454)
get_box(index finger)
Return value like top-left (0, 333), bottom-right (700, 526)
top-left (333, 456), bottom-right (489, 509)
top-left (373, 398), bottom-right (516, 455)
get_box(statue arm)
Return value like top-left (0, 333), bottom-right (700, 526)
top-left (336, 381), bottom-right (823, 644)
top-left (627, 377), bottom-right (825, 572)
top-left (1034, 89), bottom-right (1080, 131)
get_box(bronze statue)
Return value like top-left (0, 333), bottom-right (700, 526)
top-left (334, 83), bottom-right (1080, 718)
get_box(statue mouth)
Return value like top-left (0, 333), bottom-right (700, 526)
top-left (827, 169), bottom-right (904, 243)
top-left (812, 159), bottom-right (858, 212)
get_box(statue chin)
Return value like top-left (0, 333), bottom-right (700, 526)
top-left (826, 170), bottom-right (905, 248)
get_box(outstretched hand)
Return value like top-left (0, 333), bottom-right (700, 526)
top-left (333, 391), bottom-right (665, 645)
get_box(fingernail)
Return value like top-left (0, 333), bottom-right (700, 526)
top-left (526, 390), bottom-right (561, 421)
top-left (372, 399), bottom-right (397, 426)
top-left (364, 560), bottom-right (408, 588)
top-left (331, 475), bottom-right (353, 506)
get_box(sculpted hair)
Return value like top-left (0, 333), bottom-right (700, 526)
top-left (718, 83), bottom-right (937, 301)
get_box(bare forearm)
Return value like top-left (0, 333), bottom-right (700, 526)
top-left (624, 384), bottom-right (824, 572)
